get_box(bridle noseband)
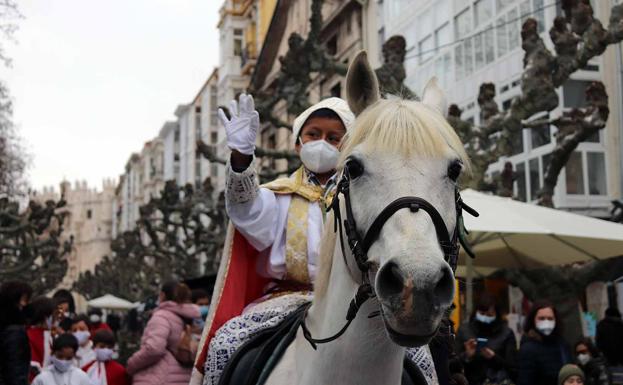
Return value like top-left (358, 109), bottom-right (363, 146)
top-left (302, 164), bottom-right (479, 349)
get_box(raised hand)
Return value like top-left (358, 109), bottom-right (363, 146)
top-left (218, 93), bottom-right (260, 156)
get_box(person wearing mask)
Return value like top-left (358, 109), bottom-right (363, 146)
top-left (26, 296), bottom-right (58, 380)
top-left (574, 338), bottom-right (609, 385)
top-left (52, 290), bottom-right (75, 332)
top-left (82, 330), bottom-right (129, 385)
top-left (87, 309), bottom-right (111, 334)
top-left (70, 315), bottom-right (95, 368)
top-left (0, 281), bottom-right (33, 385)
top-left (31, 334), bottom-right (90, 385)
top-left (126, 281), bottom-right (200, 385)
top-left (595, 307), bottom-right (623, 366)
top-left (456, 293), bottom-right (517, 384)
top-left (558, 364), bottom-right (585, 385)
top-left (518, 300), bottom-right (572, 385)
top-left (193, 94), bottom-right (354, 382)
top-left (191, 289), bottom-right (210, 322)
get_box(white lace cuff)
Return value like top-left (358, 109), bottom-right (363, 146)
top-left (226, 157), bottom-right (259, 204)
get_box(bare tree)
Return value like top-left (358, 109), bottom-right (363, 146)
top-left (448, 1), bottom-right (623, 206)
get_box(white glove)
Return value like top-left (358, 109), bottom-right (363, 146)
top-left (219, 93), bottom-right (260, 156)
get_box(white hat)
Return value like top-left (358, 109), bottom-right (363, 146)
top-left (291, 97), bottom-right (355, 147)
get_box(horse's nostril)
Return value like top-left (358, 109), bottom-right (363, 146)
top-left (377, 261), bottom-right (405, 298)
top-left (433, 265), bottom-right (455, 306)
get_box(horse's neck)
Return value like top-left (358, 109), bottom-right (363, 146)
top-left (298, 243), bottom-right (405, 385)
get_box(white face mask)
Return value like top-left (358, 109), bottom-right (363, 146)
top-left (535, 319), bottom-right (556, 336)
top-left (94, 348), bottom-right (114, 362)
top-left (300, 140), bottom-right (339, 174)
top-left (73, 330), bottom-right (91, 345)
top-left (89, 314), bottom-right (101, 323)
top-left (50, 356), bottom-right (73, 373)
top-left (577, 353), bottom-right (591, 365)
top-left (475, 312), bottom-right (496, 324)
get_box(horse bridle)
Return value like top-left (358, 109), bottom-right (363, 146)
top-left (301, 161), bottom-right (479, 349)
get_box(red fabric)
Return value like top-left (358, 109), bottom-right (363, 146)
top-left (26, 327), bottom-right (45, 368)
top-left (195, 230), bottom-right (271, 373)
top-left (89, 322), bottom-right (112, 334)
top-left (83, 360), bottom-right (130, 385)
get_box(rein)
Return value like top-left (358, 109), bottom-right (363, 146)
top-left (301, 164), bottom-right (479, 349)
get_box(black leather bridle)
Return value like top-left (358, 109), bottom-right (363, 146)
top-left (301, 161), bottom-right (479, 349)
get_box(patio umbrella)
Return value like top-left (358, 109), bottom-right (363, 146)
top-left (87, 294), bottom-right (137, 310)
top-left (457, 189), bottom-right (623, 272)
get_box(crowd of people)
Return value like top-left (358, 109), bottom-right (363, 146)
top-left (454, 294), bottom-right (623, 385)
top-left (0, 280), bottom-right (209, 385)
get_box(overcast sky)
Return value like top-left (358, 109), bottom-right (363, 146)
top-left (3, 0), bottom-right (221, 191)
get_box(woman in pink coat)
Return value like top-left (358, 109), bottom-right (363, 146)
top-left (127, 282), bottom-right (200, 385)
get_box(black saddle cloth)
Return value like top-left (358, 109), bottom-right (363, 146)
top-left (218, 303), bottom-right (429, 385)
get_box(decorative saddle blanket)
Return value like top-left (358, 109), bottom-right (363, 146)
top-left (203, 293), bottom-right (439, 385)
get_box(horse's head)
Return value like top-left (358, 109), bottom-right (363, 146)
top-left (339, 51), bottom-right (469, 347)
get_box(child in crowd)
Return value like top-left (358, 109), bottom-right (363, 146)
top-left (83, 330), bottom-right (129, 385)
top-left (31, 333), bottom-right (91, 385)
top-left (27, 296), bottom-right (57, 380)
top-left (71, 315), bottom-right (95, 367)
top-left (558, 364), bottom-right (585, 385)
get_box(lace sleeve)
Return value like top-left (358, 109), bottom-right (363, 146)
top-left (226, 157), bottom-right (259, 204)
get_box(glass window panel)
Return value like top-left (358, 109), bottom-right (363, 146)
top-left (563, 80), bottom-right (591, 108)
top-left (484, 25), bottom-right (495, 63)
top-left (515, 162), bottom-right (527, 201)
top-left (496, 16), bottom-right (508, 57)
top-left (434, 0), bottom-right (451, 28)
top-left (464, 38), bottom-right (474, 75)
top-left (474, 0), bottom-right (493, 26)
top-left (520, 0), bottom-right (531, 24)
top-left (530, 117), bottom-right (551, 148)
top-left (585, 131), bottom-right (600, 143)
top-left (565, 151), bottom-right (585, 194)
top-left (418, 8), bottom-right (433, 39)
top-left (419, 35), bottom-right (434, 63)
top-left (529, 158), bottom-right (540, 200)
top-left (533, 0), bottom-right (545, 33)
top-left (587, 152), bottom-right (607, 195)
top-left (436, 23), bottom-right (452, 49)
top-left (496, 0), bottom-right (515, 12)
top-left (455, 45), bottom-right (464, 79)
top-left (474, 33), bottom-right (484, 69)
top-left (455, 9), bottom-right (472, 39)
top-left (507, 8), bottom-right (520, 50)
top-left (510, 129), bottom-right (524, 155)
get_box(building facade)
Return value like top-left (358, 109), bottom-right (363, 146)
top-left (32, 179), bottom-right (116, 289)
top-left (377, 0), bottom-right (623, 216)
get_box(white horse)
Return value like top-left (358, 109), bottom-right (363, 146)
top-left (265, 51), bottom-right (470, 385)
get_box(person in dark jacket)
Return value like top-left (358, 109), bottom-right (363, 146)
top-left (595, 307), bottom-right (623, 366)
top-left (518, 300), bottom-right (572, 385)
top-left (0, 281), bottom-right (33, 385)
top-left (456, 293), bottom-right (517, 385)
top-left (574, 338), bottom-right (609, 385)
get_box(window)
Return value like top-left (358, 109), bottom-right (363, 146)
top-left (174, 128), bottom-right (180, 142)
top-left (533, 0), bottom-right (545, 33)
top-left (507, 9), bottom-right (520, 49)
top-left (509, 128), bottom-right (524, 155)
top-left (565, 151), bottom-right (585, 194)
top-left (474, 0), bottom-right (493, 26)
top-left (530, 116), bottom-right (551, 148)
top-left (195, 159), bottom-right (202, 182)
top-left (210, 86), bottom-right (218, 125)
top-left (455, 45), bottom-right (464, 79)
top-left (419, 35), bottom-right (434, 63)
top-left (496, 16), bottom-right (508, 57)
top-left (87, 209), bottom-right (92, 219)
top-left (464, 38), bottom-right (474, 75)
top-left (515, 162), bottom-right (527, 201)
top-left (520, 0), bottom-right (531, 23)
top-left (529, 158), bottom-right (540, 200)
top-left (474, 33), bottom-right (484, 68)
top-left (484, 26), bottom-right (495, 63)
top-left (497, 0), bottom-right (515, 11)
top-left (455, 9), bottom-right (472, 39)
top-left (563, 80), bottom-right (591, 108)
top-left (330, 82), bottom-right (342, 98)
top-left (327, 34), bottom-right (338, 56)
top-left (435, 22), bottom-right (452, 49)
top-left (378, 27), bottom-right (385, 62)
top-left (542, 153), bottom-right (552, 180)
top-left (587, 152), bottom-right (607, 195)
top-left (233, 28), bottom-right (243, 56)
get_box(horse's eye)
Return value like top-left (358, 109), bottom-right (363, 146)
top-left (448, 161), bottom-right (462, 182)
top-left (346, 159), bottom-right (364, 179)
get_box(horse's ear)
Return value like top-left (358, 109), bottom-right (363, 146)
top-left (421, 77), bottom-right (448, 117)
top-left (346, 51), bottom-right (380, 116)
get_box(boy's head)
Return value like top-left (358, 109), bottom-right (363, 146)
top-left (92, 329), bottom-right (115, 349)
top-left (292, 98), bottom-right (353, 175)
top-left (71, 315), bottom-right (91, 346)
top-left (191, 289), bottom-right (210, 306)
top-left (52, 333), bottom-right (79, 360)
top-left (27, 296), bottom-right (56, 327)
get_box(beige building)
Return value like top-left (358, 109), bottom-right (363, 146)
top-left (32, 179), bottom-right (116, 289)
